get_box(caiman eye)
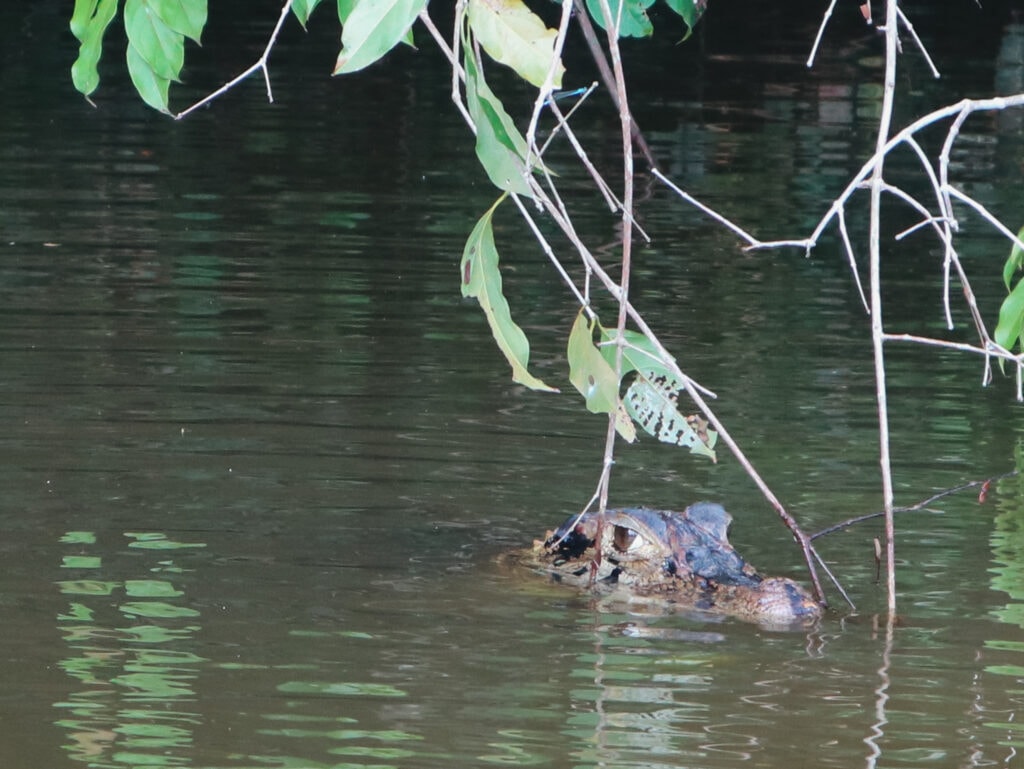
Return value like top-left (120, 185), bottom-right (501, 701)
top-left (612, 525), bottom-right (644, 553)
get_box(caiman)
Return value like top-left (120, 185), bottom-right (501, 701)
top-left (508, 503), bottom-right (823, 627)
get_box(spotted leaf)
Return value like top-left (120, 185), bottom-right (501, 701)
top-left (625, 372), bottom-right (717, 461)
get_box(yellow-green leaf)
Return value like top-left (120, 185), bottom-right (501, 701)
top-left (461, 200), bottom-right (557, 392)
top-left (466, 0), bottom-right (564, 89)
top-left (568, 311), bottom-right (636, 442)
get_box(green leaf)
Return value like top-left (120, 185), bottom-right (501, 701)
top-left (1003, 225), bottom-right (1024, 292)
top-left (461, 200), bottom-right (557, 392)
top-left (338, 0), bottom-right (357, 23)
top-left (125, 0), bottom-right (185, 82)
top-left (663, 0), bottom-right (707, 38)
top-left (598, 326), bottom-right (673, 379)
top-left (70, 0), bottom-right (119, 98)
top-left (126, 42), bottom-right (171, 112)
top-left (71, 0), bottom-right (101, 39)
top-left (625, 371), bottom-right (717, 461)
top-left (463, 44), bottom-right (534, 197)
top-left (996, 278), bottom-right (1024, 352)
top-left (292, 0), bottom-right (323, 28)
top-left (333, 0), bottom-right (426, 75)
top-left (337, 0), bottom-right (411, 46)
top-left (151, 0), bottom-right (207, 44)
top-left (466, 0), bottom-right (564, 89)
top-left (585, 0), bottom-right (656, 39)
top-left (568, 311), bottom-right (636, 441)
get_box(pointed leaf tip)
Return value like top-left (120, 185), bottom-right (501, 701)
top-left (333, 0), bottom-right (426, 75)
top-left (461, 202), bottom-right (557, 392)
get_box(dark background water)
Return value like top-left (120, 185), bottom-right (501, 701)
top-left (3, 2), bottom-right (1024, 767)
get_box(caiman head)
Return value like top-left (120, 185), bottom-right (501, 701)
top-left (541, 503), bottom-right (822, 625)
top-left (546, 504), bottom-right (761, 587)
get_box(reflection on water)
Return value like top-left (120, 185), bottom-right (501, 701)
top-left (55, 531), bottom-right (206, 766)
top-left (981, 472), bottom-right (1024, 755)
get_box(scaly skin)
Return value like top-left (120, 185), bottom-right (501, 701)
top-left (510, 505), bottom-right (822, 627)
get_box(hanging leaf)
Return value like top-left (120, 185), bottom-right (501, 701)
top-left (125, 0), bottom-right (186, 83)
top-left (585, 0), bottom-right (655, 39)
top-left (625, 371), bottom-right (717, 460)
top-left (126, 42), bottom-right (172, 113)
top-left (151, 0), bottom-right (207, 43)
top-left (568, 312), bottom-right (636, 442)
top-left (996, 225), bottom-right (1024, 373)
top-left (996, 278), bottom-right (1024, 352)
top-left (663, 0), bottom-right (708, 39)
top-left (333, 0), bottom-right (426, 75)
top-left (1002, 225), bottom-right (1024, 291)
top-left (337, 0), bottom-right (413, 46)
top-left (461, 200), bottom-right (557, 392)
top-left (466, 0), bottom-right (565, 89)
top-left (292, 0), bottom-right (324, 28)
top-left (72, 0), bottom-right (206, 107)
top-left (70, 0), bottom-right (119, 98)
top-left (463, 43), bottom-right (534, 197)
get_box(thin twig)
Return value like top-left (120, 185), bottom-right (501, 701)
top-left (896, 6), bottom-right (940, 79)
top-left (592, 0), bottom-right (635, 521)
top-left (571, 0), bottom-right (658, 170)
top-left (525, 0), bottom-right (575, 166)
top-left (652, 169), bottom-right (760, 246)
top-left (542, 90), bottom-right (652, 242)
top-left (810, 470), bottom-right (1018, 540)
top-left (837, 208), bottom-right (869, 312)
top-left (419, 8), bottom-right (474, 133)
top-left (807, 0), bottom-right (840, 68)
top-left (175, 0), bottom-right (295, 120)
top-left (446, 2), bottom-right (477, 135)
top-left (509, 192), bottom-right (592, 315)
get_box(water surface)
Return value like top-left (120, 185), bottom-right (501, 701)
top-left (2, 3), bottom-right (1024, 768)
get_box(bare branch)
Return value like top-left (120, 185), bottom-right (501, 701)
top-left (807, 0), bottom-right (841, 69)
top-left (652, 169), bottom-right (760, 246)
top-left (525, 0), bottom-right (575, 164)
top-left (868, 0), bottom-right (899, 616)
top-left (897, 6), bottom-right (940, 79)
top-left (176, 0), bottom-right (295, 120)
top-left (419, 8), bottom-right (474, 133)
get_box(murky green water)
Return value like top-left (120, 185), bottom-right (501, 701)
top-left (3, 3), bottom-right (1024, 768)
